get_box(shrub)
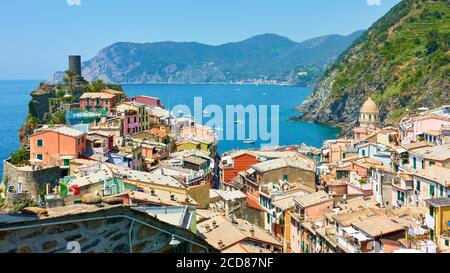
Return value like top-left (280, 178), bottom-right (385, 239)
top-left (10, 148), bottom-right (30, 166)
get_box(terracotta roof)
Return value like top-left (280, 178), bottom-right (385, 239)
top-left (294, 191), bottom-right (333, 208)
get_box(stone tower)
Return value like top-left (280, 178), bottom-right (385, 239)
top-left (68, 55), bottom-right (82, 77)
top-left (359, 97), bottom-right (379, 129)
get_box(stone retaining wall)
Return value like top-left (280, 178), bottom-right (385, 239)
top-left (2, 160), bottom-right (62, 202)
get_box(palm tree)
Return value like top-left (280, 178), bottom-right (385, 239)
top-left (64, 69), bottom-right (77, 95)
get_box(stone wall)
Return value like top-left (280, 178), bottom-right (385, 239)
top-left (259, 167), bottom-right (316, 190)
top-left (0, 206), bottom-right (215, 253)
top-left (2, 160), bottom-right (62, 202)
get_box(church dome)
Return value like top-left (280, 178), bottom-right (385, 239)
top-left (361, 97), bottom-right (379, 113)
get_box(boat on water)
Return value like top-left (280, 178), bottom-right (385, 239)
top-left (243, 139), bottom-right (256, 144)
top-left (203, 110), bottom-right (209, 115)
top-left (234, 120), bottom-right (244, 125)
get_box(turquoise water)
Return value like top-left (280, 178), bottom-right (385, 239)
top-left (0, 81), bottom-right (340, 177)
top-left (122, 84), bottom-right (341, 153)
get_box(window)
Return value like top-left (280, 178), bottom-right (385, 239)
top-left (362, 150), bottom-right (366, 157)
top-left (429, 206), bottom-right (434, 217)
top-left (413, 157), bottom-right (417, 169)
top-left (445, 240), bottom-right (449, 247)
top-left (430, 184), bottom-right (435, 197)
top-left (37, 154), bottom-right (43, 161)
top-left (429, 161), bottom-right (436, 166)
top-left (416, 180), bottom-right (421, 192)
top-left (283, 175), bottom-right (288, 181)
top-left (37, 139), bottom-right (43, 147)
top-left (440, 185), bottom-right (445, 197)
top-left (63, 159), bottom-right (70, 166)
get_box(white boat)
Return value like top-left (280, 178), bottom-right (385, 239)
top-left (203, 110), bottom-right (209, 115)
top-left (243, 139), bottom-right (256, 144)
top-left (234, 120), bottom-right (244, 125)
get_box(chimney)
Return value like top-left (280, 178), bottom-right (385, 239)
top-left (218, 240), bottom-right (226, 248)
top-left (150, 188), bottom-right (156, 196)
top-left (205, 224), bottom-right (211, 232)
top-left (250, 226), bottom-right (255, 238)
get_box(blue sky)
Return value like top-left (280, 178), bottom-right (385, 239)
top-left (0, 0), bottom-right (400, 79)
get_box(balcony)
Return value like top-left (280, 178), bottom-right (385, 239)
top-left (392, 178), bottom-right (414, 191)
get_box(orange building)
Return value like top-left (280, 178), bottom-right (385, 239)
top-left (29, 127), bottom-right (87, 169)
top-left (220, 152), bottom-right (260, 183)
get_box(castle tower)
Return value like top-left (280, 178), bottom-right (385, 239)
top-left (359, 97), bottom-right (380, 130)
top-left (68, 55), bottom-right (82, 77)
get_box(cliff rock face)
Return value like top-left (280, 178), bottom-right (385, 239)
top-left (298, 0), bottom-right (450, 126)
top-left (50, 32), bottom-right (363, 86)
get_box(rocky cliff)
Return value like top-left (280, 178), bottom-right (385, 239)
top-left (298, 0), bottom-right (450, 127)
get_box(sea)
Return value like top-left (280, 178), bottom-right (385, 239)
top-left (0, 80), bottom-right (341, 177)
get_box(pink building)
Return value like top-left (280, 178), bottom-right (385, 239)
top-left (128, 96), bottom-right (161, 108)
top-left (80, 92), bottom-right (116, 114)
top-left (353, 127), bottom-right (368, 141)
top-left (289, 191), bottom-right (334, 253)
top-left (118, 110), bottom-right (139, 136)
top-left (400, 114), bottom-right (450, 144)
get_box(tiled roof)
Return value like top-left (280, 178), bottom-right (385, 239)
top-left (414, 165), bottom-right (450, 186)
top-left (252, 157), bottom-right (316, 173)
top-left (50, 126), bottom-right (86, 138)
top-left (294, 191), bottom-right (333, 208)
top-left (80, 92), bottom-right (115, 99)
top-left (411, 144), bottom-right (450, 161)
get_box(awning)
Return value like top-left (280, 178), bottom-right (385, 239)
top-left (352, 232), bottom-right (371, 242)
top-left (60, 156), bottom-right (74, 160)
top-left (342, 226), bottom-right (358, 234)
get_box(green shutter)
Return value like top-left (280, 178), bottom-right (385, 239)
top-left (430, 185), bottom-right (435, 197)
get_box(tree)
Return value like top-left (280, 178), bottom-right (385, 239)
top-left (91, 79), bottom-right (106, 92)
top-left (426, 30), bottom-right (440, 55)
top-left (51, 110), bottom-right (66, 125)
top-left (10, 148), bottom-right (29, 166)
top-left (64, 69), bottom-right (78, 94)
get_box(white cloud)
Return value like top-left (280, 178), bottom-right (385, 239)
top-left (367, 0), bottom-right (382, 6)
top-left (66, 0), bottom-right (81, 6)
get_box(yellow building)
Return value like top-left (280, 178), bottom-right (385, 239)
top-left (426, 198), bottom-right (450, 250)
top-left (175, 139), bottom-right (215, 157)
top-left (117, 101), bottom-right (151, 132)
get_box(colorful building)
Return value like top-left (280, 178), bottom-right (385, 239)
top-left (29, 126), bottom-right (87, 169)
top-left (80, 92), bottom-right (117, 114)
top-left (128, 95), bottom-right (161, 108)
top-left (425, 198), bottom-right (450, 249)
top-left (116, 101), bottom-right (151, 132)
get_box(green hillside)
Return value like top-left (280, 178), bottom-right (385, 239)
top-left (298, 0), bottom-right (450, 126)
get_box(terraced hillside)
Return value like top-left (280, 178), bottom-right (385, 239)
top-left (298, 0), bottom-right (449, 127)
